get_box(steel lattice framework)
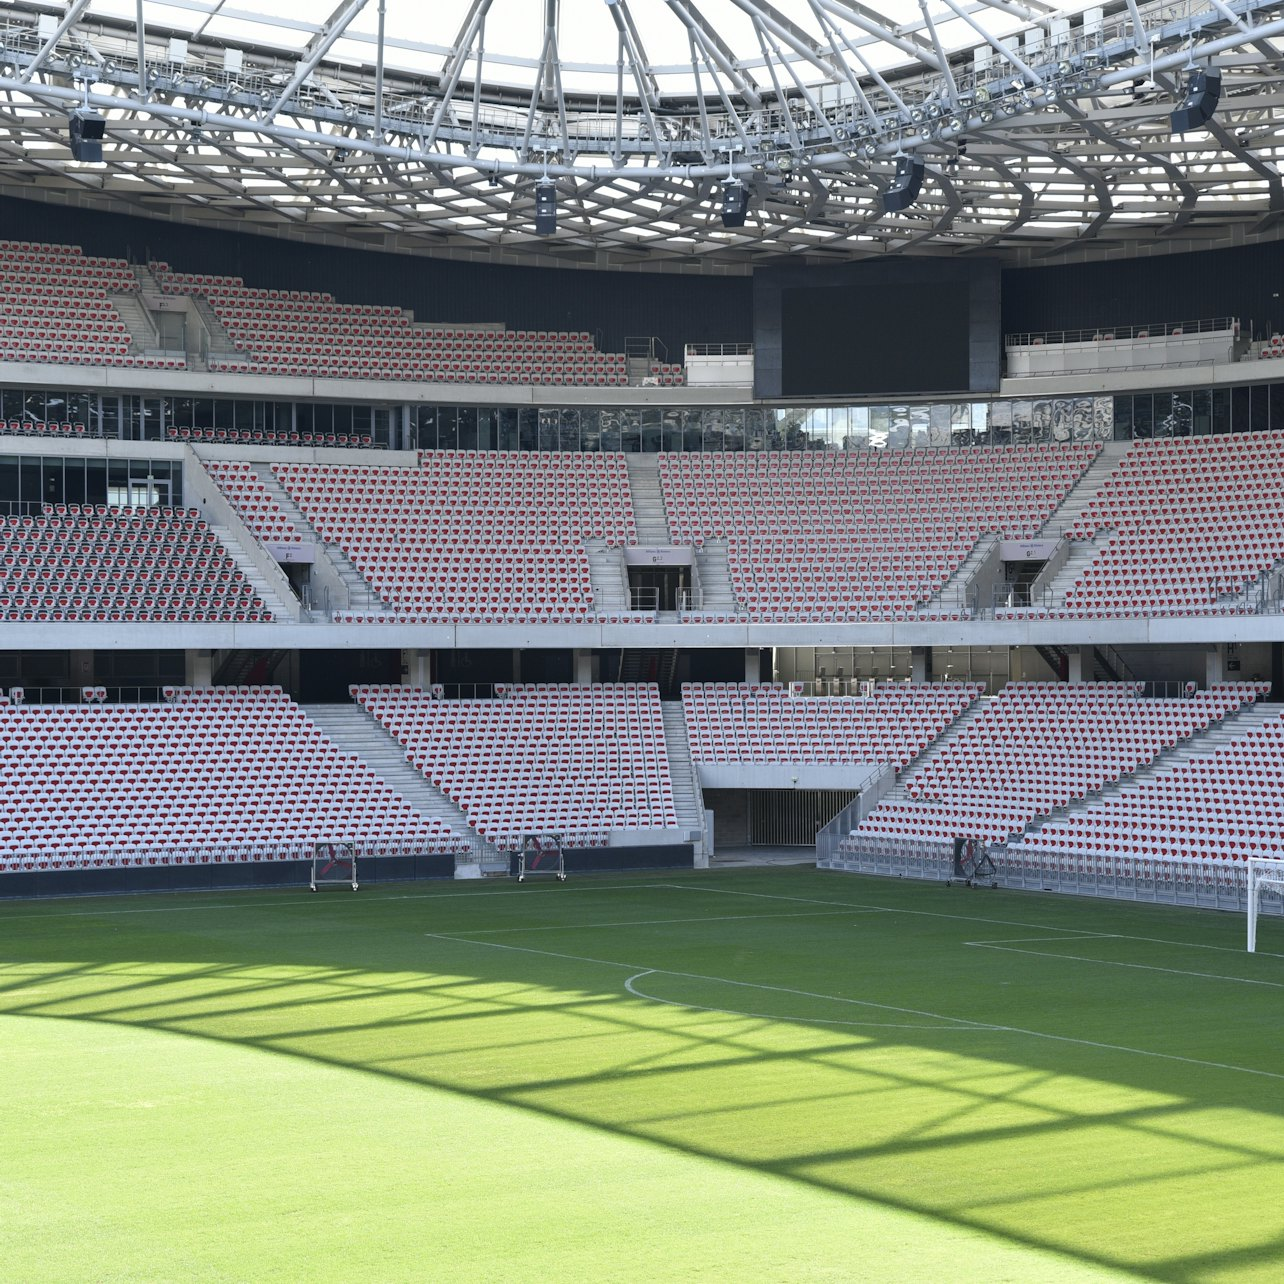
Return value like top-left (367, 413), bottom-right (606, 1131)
top-left (1, 0), bottom-right (1283, 268)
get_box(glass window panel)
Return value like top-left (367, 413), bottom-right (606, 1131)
top-left (579, 407), bottom-right (600, 452)
top-left (559, 408), bottom-right (581, 451)
top-left (458, 407), bottom-right (479, 450)
top-left (1211, 387), bottom-right (1231, 435)
top-left (437, 406), bottom-right (459, 451)
top-left (519, 408), bottom-right (539, 451)
top-left (498, 407), bottom-right (519, 451)
top-left (620, 407), bottom-right (641, 453)
top-left (599, 408), bottom-right (622, 453)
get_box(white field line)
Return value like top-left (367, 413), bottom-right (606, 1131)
top-left (0, 881), bottom-right (680, 922)
top-left (622, 970), bottom-right (978, 1031)
top-left (658, 882), bottom-right (1284, 961)
top-left (424, 931), bottom-right (1284, 1083)
top-left (966, 939), bottom-right (1284, 989)
top-left (445, 908), bottom-right (888, 936)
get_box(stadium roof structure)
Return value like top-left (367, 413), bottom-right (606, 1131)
top-left (2, 0), bottom-right (1284, 270)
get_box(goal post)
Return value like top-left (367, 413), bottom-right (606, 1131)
top-left (311, 841), bottom-right (358, 892)
top-left (1246, 858), bottom-right (1284, 951)
top-left (516, 835), bottom-right (566, 883)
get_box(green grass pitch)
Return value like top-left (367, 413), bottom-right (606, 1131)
top-left (2, 867), bottom-right (1283, 1283)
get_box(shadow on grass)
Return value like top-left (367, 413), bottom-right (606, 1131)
top-left (2, 870), bottom-right (1283, 1283)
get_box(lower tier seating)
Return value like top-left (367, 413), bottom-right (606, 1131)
top-left (0, 687), bottom-right (460, 868)
top-left (355, 684), bottom-right (679, 848)
top-left (1009, 703), bottom-right (1284, 862)
top-left (682, 682), bottom-right (982, 766)
top-left (852, 682), bottom-right (1266, 845)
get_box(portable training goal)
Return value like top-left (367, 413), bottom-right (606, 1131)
top-left (1246, 857), bottom-right (1284, 951)
top-left (516, 835), bottom-right (566, 883)
top-left (311, 841), bottom-right (359, 892)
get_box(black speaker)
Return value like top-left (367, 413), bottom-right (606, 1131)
top-left (68, 110), bottom-right (105, 162)
top-left (534, 183), bottom-right (557, 236)
top-left (720, 181), bottom-right (748, 229)
top-left (1170, 68), bottom-right (1221, 134)
top-left (881, 155), bottom-right (925, 214)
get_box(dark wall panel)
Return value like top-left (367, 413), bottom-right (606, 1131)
top-left (1002, 240), bottom-right (1284, 339)
top-left (0, 195), bottom-right (753, 357)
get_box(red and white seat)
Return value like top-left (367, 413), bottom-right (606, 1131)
top-left (0, 687), bottom-right (461, 870)
top-left (355, 683), bottom-right (678, 848)
top-left (682, 682), bottom-right (982, 766)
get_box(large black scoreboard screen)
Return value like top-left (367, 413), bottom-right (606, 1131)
top-left (754, 259), bottom-right (1000, 399)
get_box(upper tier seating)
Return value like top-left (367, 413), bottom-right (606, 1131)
top-left (659, 445), bottom-right (1098, 621)
top-left (205, 461), bottom-right (300, 547)
top-left (167, 426), bottom-right (373, 448)
top-left (0, 507), bottom-right (271, 623)
top-left (1008, 696), bottom-right (1284, 862)
top-left (354, 683), bottom-right (678, 848)
top-left (2, 418), bottom-right (88, 439)
top-left (682, 682), bottom-right (982, 766)
top-left (275, 452), bottom-right (636, 623)
top-left (1060, 432), bottom-right (1284, 616)
top-left (0, 687), bottom-right (460, 867)
top-left (152, 263), bottom-right (630, 386)
top-left (0, 239), bottom-right (142, 367)
top-left (853, 682), bottom-right (1263, 844)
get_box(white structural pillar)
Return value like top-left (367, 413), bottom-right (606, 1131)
top-left (185, 649), bottom-right (213, 686)
top-left (744, 648), bottom-right (761, 685)
top-left (911, 647), bottom-right (930, 684)
top-left (402, 649), bottom-right (430, 687)
top-left (1206, 644), bottom-right (1225, 686)
top-left (1066, 648), bottom-right (1084, 683)
top-left (574, 649), bottom-right (593, 685)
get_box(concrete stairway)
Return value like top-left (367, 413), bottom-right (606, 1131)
top-left (921, 534), bottom-right (997, 614)
top-left (1037, 441), bottom-right (1130, 538)
top-left (624, 454), bottom-right (672, 544)
top-left (693, 538), bottom-right (739, 611)
top-left (1019, 700), bottom-right (1281, 842)
top-left (207, 522), bottom-right (294, 620)
top-left (661, 702), bottom-right (707, 858)
top-left (111, 290), bottom-right (158, 354)
top-left (1037, 530), bottom-right (1116, 607)
top-left (584, 538), bottom-right (629, 611)
top-left (863, 694), bottom-right (991, 811)
top-left (301, 702), bottom-right (479, 844)
top-left (254, 465), bottom-right (387, 617)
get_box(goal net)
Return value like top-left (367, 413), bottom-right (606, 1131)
top-left (1246, 858), bottom-right (1284, 951)
top-left (516, 835), bottom-right (566, 883)
top-left (311, 841), bottom-right (358, 892)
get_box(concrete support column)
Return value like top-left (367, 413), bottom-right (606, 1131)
top-left (574, 650), bottom-right (593, 685)
top-left (744, 648), bottom-right (761, 685)
top-left (1066, 648), bottom-right (1084, 684)
top-left (1206, 644), bottom-right (1225, 687)
top-left (911, 647), bottom-right (931, 684)
top-left (185, 649), bottom-right (213, 687)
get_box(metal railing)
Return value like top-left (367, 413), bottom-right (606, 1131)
top-left (1006, 317), bottom-right (1238, 348)
top-left (4, 685), bottom-right (169, 705)
top-left (684, 343), bottom-right (753, 357)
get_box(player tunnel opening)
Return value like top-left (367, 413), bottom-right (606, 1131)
top-left (703, 788), bottom-right (858, 849)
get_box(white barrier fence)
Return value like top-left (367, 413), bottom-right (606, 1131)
top-left (821, 834), bottom-right (1279, 915)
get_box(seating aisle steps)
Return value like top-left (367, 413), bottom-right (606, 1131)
top-left (661, 702), bottom-right (708, 861)
top-left (253, 465), bottom-right (387, 618)
top-left (624, 454), bottom-right (672, 544)
top-left (206, 523), bottom-right (294, 620)
top-left (300, 702), bottom-right (481, 848)
top-left (584, 538), bottom-right (629, 611)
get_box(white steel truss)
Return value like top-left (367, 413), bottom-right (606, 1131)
top-left (1, 0), bottom-right (1283, 268)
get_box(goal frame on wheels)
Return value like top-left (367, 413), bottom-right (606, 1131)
top-left (311, 841), bottom-right (359, 892)
top-left (1246, 857), bottom-right (1284, 951)
top-left (516, 835), bottom-right (566, 883)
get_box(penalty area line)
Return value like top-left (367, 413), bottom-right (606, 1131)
top-left (422, 931), bottom-right (1284, 1082)
top-left (965, 939), bottom-right (1284, 989)
top-left (442, 907), bottom-right (888, 936)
